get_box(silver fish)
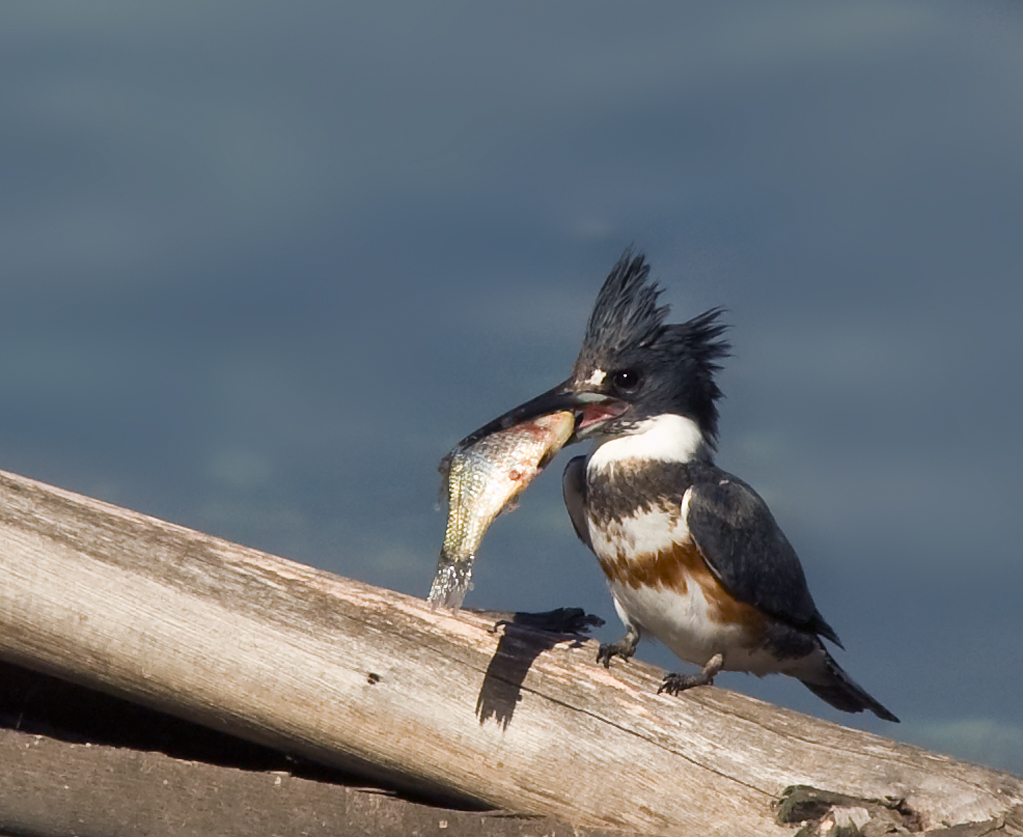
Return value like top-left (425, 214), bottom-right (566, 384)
top-left (428, 411), bottom-right (575, 609)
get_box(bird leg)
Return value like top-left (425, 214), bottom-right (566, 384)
top-left (658, 653), bottom-right (724, 696)
top-left (597, 624), bottom-right (641, 667)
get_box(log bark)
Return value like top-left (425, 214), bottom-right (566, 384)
top-left (0, 467), bottom-right (1020, 836)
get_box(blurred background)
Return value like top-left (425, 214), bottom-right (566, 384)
top-left (2, 2), bottom-right (1021, 772)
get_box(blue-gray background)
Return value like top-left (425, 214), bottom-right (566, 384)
top-left (3, 2), bottom-right (1021, 773)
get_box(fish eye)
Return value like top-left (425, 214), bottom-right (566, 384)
top-left (611, 369), bottom-right (642, 393)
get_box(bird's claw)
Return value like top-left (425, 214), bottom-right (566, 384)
top-left (658, 653), bottom-right (723, 695)
top-left (658, 671), bottom-right (713, 695)
top-left (597, 639), bottom-right (637, 668)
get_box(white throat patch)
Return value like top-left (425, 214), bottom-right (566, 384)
top-left (588, 414), bottom-right (706, 469)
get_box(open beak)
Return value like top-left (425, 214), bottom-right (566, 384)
top-left (456, 377), bottom-right (628, 449)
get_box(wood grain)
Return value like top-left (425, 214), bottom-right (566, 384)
top-left (0, 468), bottom-right (1019, 836)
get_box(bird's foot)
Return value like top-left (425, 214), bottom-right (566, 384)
top-left (658, 653), bottom-right (724, 696)
top-left (596, 640), bottom-right (634, 667)
top-left (659, 672), bottom-right (712, 695)
top-left (597, 633), bottom-right (639, 668)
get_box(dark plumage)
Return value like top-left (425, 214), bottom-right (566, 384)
top-left (573, 250), bottom-right (730, 446)
top-left (578, 251), bottom-right (669, 361)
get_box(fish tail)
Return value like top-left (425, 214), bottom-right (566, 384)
top-left (427, 556), bottom-right (473, 610)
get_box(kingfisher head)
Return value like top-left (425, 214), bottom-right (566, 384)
top-left (567, 250), bottom-right (729, 452)
top-left (459, 250), bottom-right (730, 461)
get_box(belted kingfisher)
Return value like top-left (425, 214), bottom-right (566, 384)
top-left (475, 250), bottom-right (898, 721)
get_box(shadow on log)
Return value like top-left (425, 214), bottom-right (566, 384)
top-left (476, 608), bottom-right (604, 728)
top-left (0, 467), bottom-right (1021, 836)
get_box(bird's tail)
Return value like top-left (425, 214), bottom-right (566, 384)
top-left (799, 651), bottom-right (899, 722)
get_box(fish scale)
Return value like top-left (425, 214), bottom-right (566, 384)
top-left (428, 411), bottom-right (575, 609)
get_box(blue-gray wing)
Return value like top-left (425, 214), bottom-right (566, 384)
top-left (562, 455), bottom-right (593, 550)
top-left (686, 470), bottom-right (842, 646)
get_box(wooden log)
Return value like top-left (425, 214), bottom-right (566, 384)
top-left (0, 725), bottom-right (639, 837)
top-left (0, 467), bottom-right (1020, 836)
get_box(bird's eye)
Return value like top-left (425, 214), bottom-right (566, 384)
top-left (611, 369), bottom-right (642, 393)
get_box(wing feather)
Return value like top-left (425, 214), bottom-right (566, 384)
top-left (562, 455), bottom-right (593, 549)
top-left (686, 470), bottom-right (842, 646)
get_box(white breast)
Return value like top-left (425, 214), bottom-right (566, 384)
top-left (587, 493), bottom-right (731, 666)
top-left (588, 503), bottom-right (688, 560)
top-left (587, 493), bottom-right (793, 675)
top-left (616, 575), bottom-right (806, 674)
top-left (610, 577), bottom-right (740, 668)
top-left (587, 414), bottom-right (706, 469)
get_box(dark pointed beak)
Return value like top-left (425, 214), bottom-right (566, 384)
top-left (456, 378), bottom-right (626, 449)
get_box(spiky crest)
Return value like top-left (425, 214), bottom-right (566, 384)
top-left (577, 250), bottom-right (668, 367)
top-left (575, 249), bottom-right (732, 445)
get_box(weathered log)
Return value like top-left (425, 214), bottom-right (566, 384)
top-left (0, 724), bottom-right (639, 837)
top-left (0, 467), bottom-right (1020, 836)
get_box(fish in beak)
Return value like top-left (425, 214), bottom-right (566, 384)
top-left (454, 377), bottom-right (629, 451)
